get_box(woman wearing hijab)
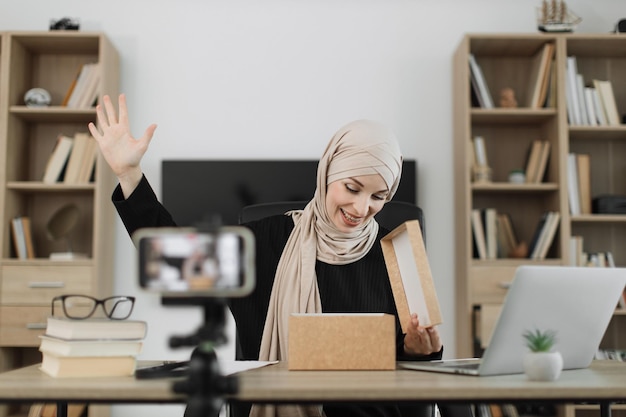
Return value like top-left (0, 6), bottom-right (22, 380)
top-left (90, 94), bottom-right (445, 417)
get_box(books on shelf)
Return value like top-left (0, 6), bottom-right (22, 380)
top-left (63, 132), bottom-right (98, 184)
top-left (576, 153), bottom-right (591, 214)
top-left (65, 62), bottom-right (100, 109)
top-left (593, 79), bottom-right (621, 126)
top-left (45, 317), bottom-right (147, 340)
top-left (469, 54), bottom-right (494, 109)
top-left (484, 208), bottom-right (498, 260)
top-left (567, 153), bottom-right (592, 215)
top-left (496, 213), bottom-right (518, 259)
top-left (526, 43), bottom-right (555, 108)
top-left (42, 135), bottom-right (74, 183)
top-left (11, 216), bottom-right (35, 259)
top-left (528, 211), bottom-right (560, 260)
top-left (524, 140), bottom-right (550, 183)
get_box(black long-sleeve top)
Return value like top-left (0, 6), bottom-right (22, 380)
top-left (113, 175), bottom-right (443, 417)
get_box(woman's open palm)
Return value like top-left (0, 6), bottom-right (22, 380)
top-left (88, 94), bottom-right (157, 180)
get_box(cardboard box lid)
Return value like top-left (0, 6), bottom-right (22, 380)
top-left (381, 220), bottom-right (442, 332)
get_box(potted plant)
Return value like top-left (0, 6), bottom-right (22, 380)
top-left (522, 328), bottom-right (563, 381)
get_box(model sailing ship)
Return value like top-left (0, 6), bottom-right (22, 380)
top-left (537, 0), bottom-right (582, 32)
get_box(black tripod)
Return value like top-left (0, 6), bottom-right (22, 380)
top-left (165, 297), bottom-right (238, 417)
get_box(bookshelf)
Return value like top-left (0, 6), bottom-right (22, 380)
top-left (454, 33), bottom-right (626, 417)
top-left (0, 31), bottom-right (118, 417)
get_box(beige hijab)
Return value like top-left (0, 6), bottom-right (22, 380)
top-left (249, 120), bottom-right (402, 417)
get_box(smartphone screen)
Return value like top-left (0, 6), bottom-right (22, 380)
top-left (134, 227), bottom-right (255, 298)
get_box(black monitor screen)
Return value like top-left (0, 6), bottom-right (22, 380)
top-left (162, 160), bottom-right (416, 226)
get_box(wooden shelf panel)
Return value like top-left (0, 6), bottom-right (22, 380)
top-left (472, 182), bottom-right (559, 192)
top-left (10, 106), bottom-right (96, 123)
top-left (471, 108), bottom-right (557, 124)
top-left (7, 182), bottom-right (95, 192)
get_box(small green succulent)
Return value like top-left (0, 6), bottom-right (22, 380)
top-left (522, 328), bottom-right (557, 352)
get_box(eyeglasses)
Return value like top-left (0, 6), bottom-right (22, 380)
top-left (51, 294), bottom-right (136, 320)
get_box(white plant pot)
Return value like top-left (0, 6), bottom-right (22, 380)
top-left (523, 351), bottom-right (563, 381)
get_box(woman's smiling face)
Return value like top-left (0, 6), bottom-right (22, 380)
top-left (325, 174), bottom-right (388, 232)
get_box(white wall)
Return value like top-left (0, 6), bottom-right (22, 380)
top-left (0, 1), bottom-right (622, 416)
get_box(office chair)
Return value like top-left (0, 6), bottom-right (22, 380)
top-left (239, 200), bottom-right (426, 243)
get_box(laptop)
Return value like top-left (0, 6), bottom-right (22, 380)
top-left (400, 265), bottom-right (626, 376)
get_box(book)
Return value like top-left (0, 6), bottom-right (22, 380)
top-left (527, 212), bottom-right (551, 259)
top-left (496, 213), bottom-right (518, 258)
top-left (469, 54), bottom-right (494, 109)
top-left (485, 208), bottom-right (498, 260)
top-left (45, 317), bottom-right (147, 340)
top-left (565, 56), bottom-right (582, 125)
top-left (524, 140), bottom-right (543, 183)
top-left (61, 65), bottom-right (83, 107)
top-left (21, 217), bottom-right (35, 259)
top-left (575, 74), bottom-right (589, 125)
top-left (40, 352), bottom-right (136, 378)
top-left (591, 87), bottom-right (608, 126)
top-left (533, 141), bottom-right (551, 183)
top-left (39, 334), bottom-right (143, 357)
top-left (593, 79), bottom-right (621, 126)
top-left (11, 217), bottom-right (27, 260)
top-left (473, 136), bottom-right (488, 167)
top-left (67, 63), bottom-right (97, 108)
top-left (576, 154), bottom-right (591, 214)
top-left (584, 87), bottom-right (598, 126)
top-left (527, 43), bottom-right (555, 108)
top-left (534, 211), bottom-right (561, 260)
top-left (77, 62), bottom-right (101, 108)
top-left (77, 136), bottom-right (98, 183)
top-left (471, 209), bottom-right (488, 260)
top-left (63, 132), bottom-right (90, 184)
top-left (42, 135), bottom-right (74, 183)
top-left (567, 153), bottom-right (581, 215)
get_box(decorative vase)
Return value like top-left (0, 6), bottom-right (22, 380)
top-left (523, 351), bottom-right (563, 381)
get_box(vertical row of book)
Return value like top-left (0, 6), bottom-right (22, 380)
top-left (42, 132), bottom-right (98, 184)
top-left (62, 62), bottom-right (101, 109)
top-left (566, 153), bottom-right (591, 215)
top-left (472, 208), bottom-right (559, 261)
top-left (565, 56), bottom-right (621, 126)
top-left (11, 216), bottom-right (35, 259)
top-left (469, 43), bottom-right (554, 109)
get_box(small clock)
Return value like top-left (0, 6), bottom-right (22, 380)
top-left (24, 88), bottom-right (52, 107)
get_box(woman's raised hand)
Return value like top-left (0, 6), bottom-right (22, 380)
top-left (88, 94), bottom-right (157, 197)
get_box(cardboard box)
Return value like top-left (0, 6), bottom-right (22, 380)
top-left (288, 313), bottom-right (395, 370)
top-left (381, 220), bottom-right (442, 332)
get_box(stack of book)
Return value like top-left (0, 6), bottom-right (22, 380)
top-left (39, 317), bottom-right (147, 378)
